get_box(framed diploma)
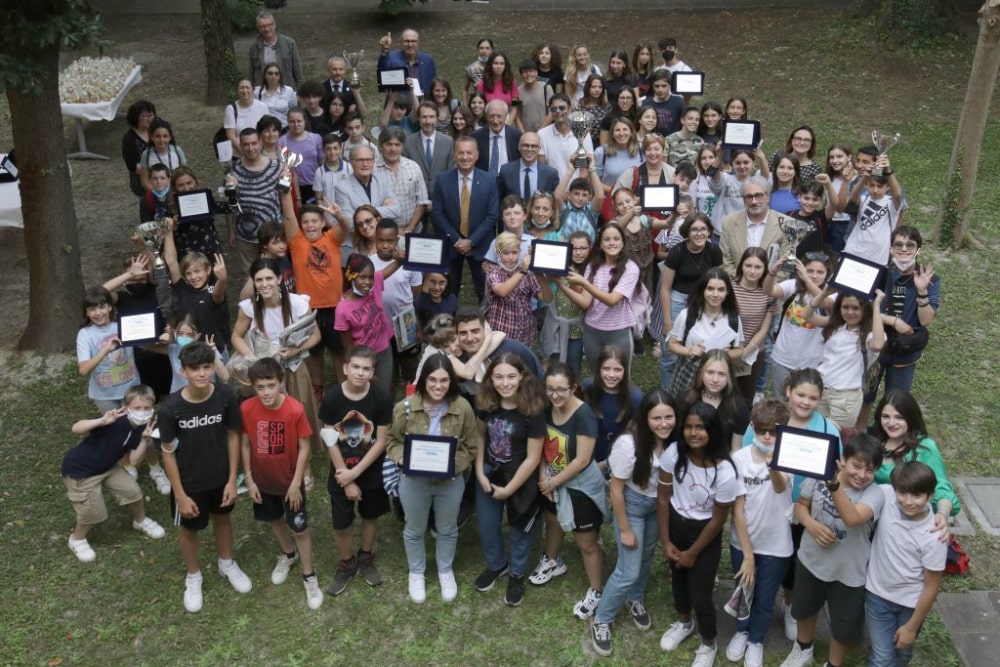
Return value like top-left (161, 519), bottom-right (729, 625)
top-left (0, 153), bottom-right (18, 182)
top-left (642, 184), bottom-right (679, 212)
top-left (770, 425), bottom-right (840, 481)
top-left (403, 434), bottom-right (458, 479)
top-left (829, 252), bottom-right (886, 301)
top-left (377, 68), bottom-right (408, 92)
top-left (404, 233), bottom-right (447, 272)
top-left (529, 239), bottom-right (571, 276)
top-left (722, 120), bottom-right (761, 149)
top-left (392, 305), bottom-right (419, 351)
top-left (672, 71), bottom-right (705, 96)
top-left (175, 189), bottom-right (216, 224)
top-left (117, 308), bottom-right (164, 347)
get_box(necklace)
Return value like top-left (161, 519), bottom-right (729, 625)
top-left (706, 310), bottom-right (724, 327)
top-left (688, 245), bottom-right (707, 274)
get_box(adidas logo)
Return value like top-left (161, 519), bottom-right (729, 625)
top-left (178, 414), bottom-right (223, 429)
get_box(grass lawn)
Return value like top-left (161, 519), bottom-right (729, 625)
top-left (0, 5), bottom-right (998, 666)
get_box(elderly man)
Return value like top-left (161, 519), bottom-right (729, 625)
top-left (334, 145), bottom-right (402, 246)
top-left (376, 127), bottom-right (429, 235)
top-left (403, 101), bottom-right (455, 196)
top-left (248, 11), bottom-right (303, 90)
top-left (377, 29), bottom-right (437, 100)
top-left (719, 175), bottom-right (793, 277)
top-left (497, 131), bottom-right (559, 203)
top-left (472, 100), bottom-right (522, 176)
top-left (538, 93), bottom-right (592, 180)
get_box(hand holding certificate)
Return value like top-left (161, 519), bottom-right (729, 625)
top-left (722, 120), bottom-right (761, 149)
top-left (829, 252), bottom-right (887, 301)
top-left (769, 425), bottom-right (839, 481)
top-left (404, 233), bottom-right (446, 272)
top-left (403, 435), bottom-right (457, 479)
top-left (529, 240), bottom-right (571, 276)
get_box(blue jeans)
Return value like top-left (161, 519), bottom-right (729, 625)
top-left (399, 474), bottom-right (465, 575)
top-left (550, 337), bottom-right (584, 380)
top-left (866, 590), bottom-right (919, 666)
top-left (754, 312), bottom-right (779, 395)
top-left (659, 289), bottom-right (688, 390)
top-left (475, 480), bottom-right (537, 576)
top-left (730, 547), bottom-right (791, 643)
top-left (595, 486), bottom-right (659, 624)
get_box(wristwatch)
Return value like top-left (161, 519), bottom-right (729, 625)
top-left (825, 479), bottom-right (841, 492)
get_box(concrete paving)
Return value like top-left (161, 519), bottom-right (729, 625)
top-left (954, 477), bottom-right (1000, 536)
top-left (935, 592), bottom-right (1000, 667)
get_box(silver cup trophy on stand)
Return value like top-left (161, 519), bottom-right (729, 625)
top-left (134, 219), bottom-right (168, 282)
top-left (344, 50), bottom-right (365, 86)
top-left (870, 130), bottom-right (901, 176)
top-left (277, 147), bottom-right (303, 193)
top-left (568, 109), bottom-right (597, 169)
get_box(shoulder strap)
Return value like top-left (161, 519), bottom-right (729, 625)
top-left (728, 311), bottom-right (739, 336)
top-left (681, 309), bottom-right (696, 346)
top-left (773, 293), bottom-right (797, 338)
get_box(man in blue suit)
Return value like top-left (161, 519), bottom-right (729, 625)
top-left (431, 136), bottom-right (499, 302)
top-left (497, 131), bottom-right (560, 203)
top-left (377, 29), bottom-right (436, 102)
top-left (472, 100), bottom-right (522, 175)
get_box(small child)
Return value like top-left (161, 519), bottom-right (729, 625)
top-left (372, 219), bottom-right (423, 394)
top-left (240, 357), bottom-right (322, 609)
top-left (485, 232), bottom-right (553, 349)
top-left (157, 314), bottom-right (230, 393)
top-left (865, 461), bottom-right (947, 667)
top-left (415, 272), bottom-right (457, 332)
top-left (654, 194), bottom-right (693, 259)
top-left (781, 178), bottom-right (837, 258)
top-left (163, 230), bottom-right (230, 357)
top-left (158, 342), bottom-right (249, 613)
top-left (665, 107), bottom-right (705, 167)
top-left (76, 286), bottom-right (140, 412)
top-left (312, 132), bottom-right (351, 216)
top-left (138, 118), bottom-right (187, 191)
top-left (555, 155), bottom-right (603, 242)
top-left (612, 188), bottom-right (654, 288)
top-left (414, 314), bottom-right (505, 383)
top-left (239, 220), bottom-right (294, 300)
top-left (484, 195), bottom-right (535, 266)
top-left (62, 384), bottom-right (166, 562)
top-left (139, 163), bottom-right (171, 222)
top-left (782, 433), bottom-right (886, 667)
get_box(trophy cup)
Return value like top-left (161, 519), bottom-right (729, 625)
top-left (344, 50), bottom-right (365, 87)
top-left (277, 147), bottom-right (303, 194)
top-left (134, 220), bottom-right (168, 282)
top-left (568, 109), bottom-right (596, 169)
top-left (870, 130), bottom-right (901, 176)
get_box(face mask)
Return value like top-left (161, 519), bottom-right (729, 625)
top-left (894, 257), bottom-right (916, 272)
top-left (352, 285), bottom-right (368, 297)
top-left (152, 186), bottom-right (170, 199)
top-left (662, 50), bottom-right (676, 61)
top-left (176, 335), bottom-right (196, 348)
top-left (127, 409), bottom-right (154, 427)
top-left (477, 55), bottom-right (489, 63)
top-left (531, 218), bottom-right (552, 229)
top-left (752, 438), bottom-right (774, 455)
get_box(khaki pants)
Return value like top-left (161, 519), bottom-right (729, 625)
top-left (64, 466), bottom-right (143, 526)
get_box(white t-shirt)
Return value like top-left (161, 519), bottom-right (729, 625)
top-left (538, 123), bottom-right (593, 180)
top-left (224, 100), bottom-right (270, 132)
top-left (668, 307), bottom-right (743, 353)
top-left (729, 447), bottom-right (793, 557)
top-left (844, 193), bottom-right (900, 265)
top-left (771, 280), bottom-right (829, 370)
top-left (865, 485), bottom-right (947, 608)
top-left (659, 443), bottom-right (739, 521)
top-left (817, 325), bottom-right (876, 391)
top-left (238, 292), bottom-right (311, 343)
top-left (608, 433), bottom-right (661, 498)
top-left (371, 255), bottom-right (422, 319)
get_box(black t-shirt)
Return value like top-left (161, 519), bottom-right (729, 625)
top-left (158, 383), bottom-right (242, 493)
top-left (171, 275), bottom-right (230, 353)
top-left (481, 407), bottom-right (546, 466)
top-left (785, 209), bottom-right (827, 257)
top-left (415, 291), bottom-right (458, 332)
top-left (543, 403), bottom-right (599, 472)
top-left (61, 417), bottom-right (144, 479)
top-left (665, 242), bottom-right (724, 295)
top-left (318, 384), bottom-right (392, 489)
top-left (536, 67), bottom-right (565, 91)
top-left (642, 96), bottom-right (685, 136)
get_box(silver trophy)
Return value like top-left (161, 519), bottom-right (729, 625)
top-left (870, 130), bottom-right (901, 176)
top-left (277, 147), bottom-right (303, 193)
top-left (568, 109), bottom-right (596, 168)
top-left (343, 50), bottom-right (365, 87)
top-left (134, 220), bottom-right (168, 281)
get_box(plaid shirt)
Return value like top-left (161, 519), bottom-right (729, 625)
top-left (377, 157), bottom-right (429, 230)
top-left (485, 265), bottom-right (540, 348)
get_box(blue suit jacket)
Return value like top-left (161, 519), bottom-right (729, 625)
top-left (497, 160), bottom-right (560, 202)
top-left (432, 168), bottom-right (500, 262)
top-left (376, 51), bottom-right (437, 97)
top-left (472, 125), bottom-right (522, 173)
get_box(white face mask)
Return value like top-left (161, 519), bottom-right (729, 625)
top-left (752, 438), bottom-right (774, 455)
top-left (127, 409), bottom-right (154, 427)
top-left (893, 257), bottom-right (917, 272)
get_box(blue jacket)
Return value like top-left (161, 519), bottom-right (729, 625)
top-left (431, 168), bottom-right (500, 262)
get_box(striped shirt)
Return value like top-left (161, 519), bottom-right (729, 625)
top-left (732, 282), bottom-right (774, 345)
top-left (232, 158), bottom-right (281, 243)
top-left (583, 260), bottom-right (639, 332)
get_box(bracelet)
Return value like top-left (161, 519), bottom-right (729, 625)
top-left (917, 292), bottom-right (928, 298)
top-left (658, 478), bottom-right (673, 486)
top-left (916, 299), bottom-right (930, 306)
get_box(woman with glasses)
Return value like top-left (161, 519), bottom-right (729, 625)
top-left (122, 100), bottom-right (158, 196)
top-left (599, 87), bottom-right (639, 146)
top-left (769, 125), bottom-right (821, 184)
top-left (222, 80), bottom-right (270, 159)
top-left (254, 63), bottom-right (297, 129)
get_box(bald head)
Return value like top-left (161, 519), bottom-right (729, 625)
top-left (519, 132), bottom-right (540, 165)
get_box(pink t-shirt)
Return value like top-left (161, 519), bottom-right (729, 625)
top-left (476, 78), bottom-right (519, 106)
top-left (334, 272), bottom-right (393, 352)
top-left (583, 260), bottom-right (639, 331)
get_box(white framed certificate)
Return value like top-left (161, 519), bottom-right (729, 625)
top-left (117, 309), bottom-right (162, 347)
top-left (529, 239), bottom-right (570, 276)
top-left (672, 71), bottom-right (705, 96)
top-left (404, 233), bottom-right (446, 272)
top-left (722, 120), bottom-right (761, 149)
top-left (176, 189), bottom-right (215, 224)
top-left (770, 425), bottom-right (840, 481)
top-left (642, 184), bottom-right (679, 212)
top-left (378, 68), bottom-right (408, 91)
top-left (830, 252), bottom-right (886, 301)
top-left (403, 434), bottom-right (457, 478)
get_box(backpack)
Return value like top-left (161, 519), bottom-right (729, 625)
top-left (213, 102), bottom-right (238, 159)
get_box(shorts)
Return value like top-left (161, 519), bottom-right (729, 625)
top-left (790, 557), bottom-right (866, 644)
top-left (64, 467), bottom-right (143, 526)
top-left (315, 307), bottom-right (344, 355)
top-left (252, 490), bottom-right (309, 533)
top-left (170, 485), bottom-right (234, 532)
top-left (818, 387), bottom-right (863, 428)
top-left (539, 488), bottom-right (604, 533)
top-left (328, 478), bottom-right (390, 531)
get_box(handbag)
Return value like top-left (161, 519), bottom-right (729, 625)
top-left (888, 327), bottom-right (929, 355)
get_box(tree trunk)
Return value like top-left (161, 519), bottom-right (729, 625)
top-left (7, 43), bottom-right (86, 352)
top-left (934, 0), bottom-right (1000, 247)
top-left (201, 0), bottom-right (238, 105)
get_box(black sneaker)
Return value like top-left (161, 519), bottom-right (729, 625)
top-left (327, 556), bottom-right (357, 596)
top-left (357, 549), bottom-right (382, 587)
top-left (504, 573), bottom-right (525, 606)
top-left (591, 621), bottom-right (613, 657)
top-left (474, 563), bottom-right (509, 592)
top-left (626, 599), bottom-right (652, 630)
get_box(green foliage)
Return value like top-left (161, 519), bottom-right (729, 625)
top-left (938, 147), bottom-right (963, 248)
top-left (378, 0), bottom-right (429, 17)
top-left (868, 0), bottom-right (955, 49)
top-left (228, 0), bottom-right (259, 32)
top-left (0, 0), bottom-right (103, 93)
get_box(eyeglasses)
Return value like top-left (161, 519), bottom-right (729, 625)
top-left (266, 71), bottom-right (281, 76)
top-left (571, 246), bottom-right (591, 253)
top-left (754, 425), bottom-right (778, 436)
top-left (688, 227), bottom-right (710, 235)
top-left (545, 386), bottom-right (571, 396)
top-left (743, 193), bottom-right (767, 201)
top-left (791, 136), bottom-right (812, 144)
top-left (520, 144), bottom-right (540, 150)
top-left (549, 106), bottom-right (568, 112)
top-left (352, 157), bottom-right (375, 164)
top-left (892, 241), bottom-right (918, 250)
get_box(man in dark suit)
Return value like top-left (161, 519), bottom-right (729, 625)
top-left (497, 131), bottom-right (560, 203)
top-left (403, 101), bottom-right (455, 197)
top-left (472, 100), bottom-right (521, 176)
top-left (321, 55), bottom-right (362, 114)
top-left (431, 136), bottom-right (500, 302)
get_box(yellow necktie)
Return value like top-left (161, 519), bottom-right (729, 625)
top-left (460, 176), bottom-right (470, 237)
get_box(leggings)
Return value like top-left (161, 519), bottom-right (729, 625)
top-left (668, 506), bottom-right (723, 641)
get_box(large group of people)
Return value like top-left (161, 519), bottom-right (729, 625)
top-left (67, 14), bottom-right (960, 667)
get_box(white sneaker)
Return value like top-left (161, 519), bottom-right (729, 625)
top-left (726, 631), bottom-right (749, 661)
top-left (408, 572), bottom-right (426, 604)
top-left (132, 517), bottom-right (166, 539)
top-left (303, 575), bottom-right (323, 610)
top-left (783, 602), bottom-right (798, 642)
top-left (744, 642), bottom-right (764, 667)
top-left (148, 465), bottom-right (171, 495)
top-left (692, 642), bottom-right (718, 667)
top-left (68, 536), bottom-right (96, 562)
top-left (184, 572), bottom-right (203, 613)
top-left (779, 643), bottom-right (814, 667)
top-left (271, 552), bottom-right (299, 585)
top-left (528, 554), bottom-right (567, 585)
top-left (660, 620), bottom-right (695, 651)
top-left (219, 559), bottom-right (252, 593)
top-left (573, 587), bottom-right (602, 620)
top-left (439, 570), bottom-right (458, 602)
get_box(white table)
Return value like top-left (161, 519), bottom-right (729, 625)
top-left (60, 64), bottom-right (143, 160)
top-left (0, 154), bottom-right (22, 228)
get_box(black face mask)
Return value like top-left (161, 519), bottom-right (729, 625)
top-left (662, 50), bottom-right (676, 62)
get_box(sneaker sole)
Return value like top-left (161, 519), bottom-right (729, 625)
top-left (529, 565), bottom-right (567, 586)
